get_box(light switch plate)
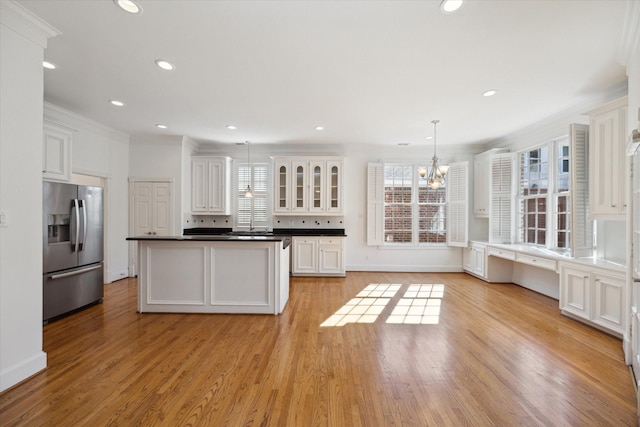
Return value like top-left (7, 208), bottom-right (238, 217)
top-left (0, 211), bottom-right (7, 227)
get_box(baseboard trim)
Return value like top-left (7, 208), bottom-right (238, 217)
top-left (0, 351), bottom-right (47, 393)
top-left (346, 264), bottom-right (463, 273)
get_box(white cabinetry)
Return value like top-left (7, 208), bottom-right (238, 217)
top-left (292, 236), bottom-right (345, 276)
top-left (588, 97), bottom-right (627, 220)
top-left (43, 121), bottom-right (73, 182)
top-left (463, 243), bottom-right (486, 278)
top-left (560, 262), bottom-right (625, 335)
top-left (272, 157), bottom-right (343, 215)
top-left (191, 157), bottom-right (231, 215)
top-left (473, 149), bottom-right (507, 218)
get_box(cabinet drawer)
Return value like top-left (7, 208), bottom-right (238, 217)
top-left (318, 237), bottom-right (343, 246)
top-left (487, 247), bottom-right (516, 260)
top-left (515, 253), bottom-right (556, 271)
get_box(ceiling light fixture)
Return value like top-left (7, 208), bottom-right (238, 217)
top-left (114, 0), bottom-right (142, 14)
top-left (440, 0), bottom-right (463, 14)
top-left (227, 125), bottom-right (237, 130)
top-left (418, 120), bottom-right (449, 190)
top-left (483, 89), bottom-right (497, 97)
top-left (156, 124), bottom-right (167, 129)
top-left (244, 141), bottom-right (252, 198)
top-left (155, 60), bottom-right (175, 71)
top-left (109, 100), bottom-right (125, 107)
top-left (315, 126), bottom-right (324, 131)
top-left (43, 61), bottom-right (57, 70)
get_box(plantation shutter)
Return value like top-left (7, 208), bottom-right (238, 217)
top-left (570, 124), bottom-right (593, 257)
top-left (367, 162), bottom-right (384, 245)
top-left (446, 161), bottom-right (468, 247)
top-left (237, 163), bottom-right (269, 230)
top-left (489, 153), bottom-right (514, 243)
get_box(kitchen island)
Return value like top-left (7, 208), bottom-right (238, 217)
top-left (126, 235), bottom-right (290, 314)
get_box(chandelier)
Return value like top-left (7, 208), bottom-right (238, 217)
top-left (418, 120), bottom-right (449, 189)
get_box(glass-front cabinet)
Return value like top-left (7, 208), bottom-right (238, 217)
top-left (326, 160), bottom-right (343, 213)
top-left (272, 157), bottom-right (344, 215)
top-left (273, 158), bottom-right (291, 213)
top-left (291, 160), bottom-right (309, 213)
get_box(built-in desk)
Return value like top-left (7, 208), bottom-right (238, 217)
top-left (463, 241), bottom-right (626, 337)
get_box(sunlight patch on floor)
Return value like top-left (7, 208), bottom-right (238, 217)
top-left (320, 284), bottom-right (401, 327)
top-left (386, 284), bottom-right (444, 325)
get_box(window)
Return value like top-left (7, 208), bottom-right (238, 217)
top-left (383, 164), bottom-right (447, 245)
top-left (236, 163), bottom-right (269, 230)
top-left (516, 137), bottom-right (569, 250)
top-left (555, 142), bottom-right (570, 248)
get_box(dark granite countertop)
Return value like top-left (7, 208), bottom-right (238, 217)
top-left (127, 235), bottom-right (290, 248)
top-left (181, 227), bottom-right (346, 237)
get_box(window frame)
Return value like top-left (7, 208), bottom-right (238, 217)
top-left (516, 136), bottom-right (570, 251)
top-left (235, 162), bottom-right (270, 231)
top-left (382, 163), bottom-right (447, 247)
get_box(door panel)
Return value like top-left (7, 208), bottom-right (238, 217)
top-left (78, 186), bottom-right (103, 266)
top-left (43, 181), bottom-right (78, 273)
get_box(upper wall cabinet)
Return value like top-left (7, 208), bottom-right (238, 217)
top-left (43, 121), bottom-right (73, 182)
top-left (473, 148), bottom-right (508, 218)
top-left (191, 156), bottom-right (231, 215)
top-left (588, 96), bottom-right (628, 220)
top-left (272, 157), bottom-right (344, 215)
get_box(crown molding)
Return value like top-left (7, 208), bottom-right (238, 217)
top-left (619, 0), bottom-right (640, 67)
top-left (44, 102), bottom-right (130, 144)
top-left (0, 1), bottom-right (59, 48)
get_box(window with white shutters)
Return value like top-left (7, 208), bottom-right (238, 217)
top-left (366, 162), bottom-right (468, 247)
top-left (237, 163), bottom-right (269, 230)
top-left (515, 131), bottom-right (589, 253)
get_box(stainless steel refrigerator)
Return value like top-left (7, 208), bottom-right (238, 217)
top-left (43, 181), bottom-right (104, 321)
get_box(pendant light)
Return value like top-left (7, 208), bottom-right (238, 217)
top-left (244, 141), bottom-right (252, 198)
top-left (418, 120), bottom-right (449, 189)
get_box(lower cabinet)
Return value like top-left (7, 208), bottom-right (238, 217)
top-left (560, 263), bottom-right (625, 335)
top-left (463, 243), bottom-right (486, 278)
top-left (292, 236), bottom-right (345, 276)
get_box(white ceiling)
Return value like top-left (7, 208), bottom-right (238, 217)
top-left (20, 0), bottom-right (629, 148)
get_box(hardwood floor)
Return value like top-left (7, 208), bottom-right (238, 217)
top-left (0, 272), bottom-right (636, 426)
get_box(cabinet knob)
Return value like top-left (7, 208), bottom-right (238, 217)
top-left (612, 204), bottom-right (617, 207)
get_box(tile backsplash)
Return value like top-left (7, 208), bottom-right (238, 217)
top-left (184, 215), bottom-right (345, 229)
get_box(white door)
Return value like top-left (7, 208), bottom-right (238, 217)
top-left (133, 181), bottom-right (172, 236)
top-left (130, 180), bottom-right (174, 275)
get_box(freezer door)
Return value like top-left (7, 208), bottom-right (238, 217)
top-left (43, 263), bottom-right (104, 321)
top-left (43, 181), bottom-right (79, 273)
top-left (78, 185), bottom-right (103, 266)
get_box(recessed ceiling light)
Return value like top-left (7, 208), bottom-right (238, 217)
top-left (440, 0), bottom-right (463, 14)
top-left (483, 89), bottom-right (497, 97)
top-left (43, 61), bottom-right (57, 70)
top-left (155, 60), bottom-right (175, 71)
top-left (426, 136), bottom-right (433, 140)
top-left (156, 124), bottom-right (167, 129)
top-left (114, 0), bottom-right (142, 14)
top-left (315, 126), bottom-right (324, 131)
top-left (109, 100), bottom-right (125, 107)
top-left (226, 125), bottom-right (237, 130)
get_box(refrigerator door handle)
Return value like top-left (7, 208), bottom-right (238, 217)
top-left (50, 264), bottom-right (102, 280)
top-left (71, 199), bottom-right (80, 252)
top-left (79, 199), bottom-right (87, 251)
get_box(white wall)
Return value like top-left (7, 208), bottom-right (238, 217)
top-left (129, 135), bottom-right (185, 236)
top-left (0, 2), bottom-right (57, 392)
top-left (43, 103), bottom-right (131, 283)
